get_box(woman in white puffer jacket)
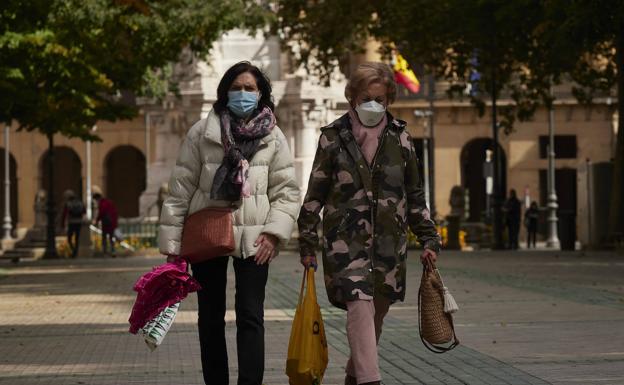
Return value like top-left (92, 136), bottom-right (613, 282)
top-left (158, 61), bottom-right (300, 385)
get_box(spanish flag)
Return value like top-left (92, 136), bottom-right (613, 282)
top-left (393, 53), bottom-right (420, 93)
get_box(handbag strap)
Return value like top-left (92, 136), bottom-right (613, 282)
top-left (306, 268), bottom-right (316, 298)
top-left (417, 265), bottom-right (460, 354)
top-left (297, 269), bottom-right (307, 309)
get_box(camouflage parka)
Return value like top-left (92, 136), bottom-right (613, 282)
top-left (297, 112), bottom-right (441, 310)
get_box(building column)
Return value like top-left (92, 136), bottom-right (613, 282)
top-left (296, 100), bottom-right (327, 200)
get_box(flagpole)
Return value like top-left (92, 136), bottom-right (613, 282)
top-left (3, 124), bottom-right (12, 240)
top-left (414, 109), bottom-right (433, 210)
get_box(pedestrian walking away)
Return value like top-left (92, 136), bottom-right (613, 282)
top-left (298, 62), bottom-right (442, 385)
top-left (62, 190), bottom-right (86, 258)
top-left (525, 201), bottom-right (539, 248)
top-left (158, 61), bottom-right (300, 385)
top-left (93, 191), bottom-right (119, 257)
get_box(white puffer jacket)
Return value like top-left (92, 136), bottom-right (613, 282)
top-left (158, 109), bottom-right (300, 258)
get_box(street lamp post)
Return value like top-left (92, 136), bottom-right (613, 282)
top-left (145, 112), bottom-right (151, 185)
top-left (3, 124), bottom-right (12, 240)
top-left (423, 136), bottom-right (430, 209)
top-left (86, 140), bottom-right (92, 220)
top-left (546, 89), bottom-right (560, 248)
top-left (414, 109), bottom-right (434, 211)
top-left (484, 149), bottom-right (494, 219)
top-left (427, 75), bottom-right (437, 218)
top-left (43, 133), bottom-right (58, 258)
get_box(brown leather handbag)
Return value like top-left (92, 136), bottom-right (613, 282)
top-left (180, 207), bottom-right (235, 264)
top-left (418, 261), bottom-right (460, 353)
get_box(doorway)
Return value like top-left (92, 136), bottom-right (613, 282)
top-left (460, 138), bottom-right (507, 222)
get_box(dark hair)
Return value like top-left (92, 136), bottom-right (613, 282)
top-left (213, 61), bottom-right (274, 115)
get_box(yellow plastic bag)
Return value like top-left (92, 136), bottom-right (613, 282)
top-left (286, 268), bottom-right (329, 385)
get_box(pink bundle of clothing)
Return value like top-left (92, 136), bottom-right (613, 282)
top-left (129, 258), bottom-right (201, 334)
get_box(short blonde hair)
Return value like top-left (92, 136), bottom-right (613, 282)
top-left (345, 62), bottom-right (397, 106)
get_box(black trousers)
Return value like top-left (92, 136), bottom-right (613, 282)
top-left (507, 221), bottom-right (520, 250)
top-left (101, 231), bottom-right (115, 254)
top-left (67, 223), bottom-right (81, 258)
top-left (191, 256), bottom-right (268, 385)
top-left (527, 225), bottom-right (538, 248)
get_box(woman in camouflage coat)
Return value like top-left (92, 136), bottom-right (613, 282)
top-left (298, 62), bottom-right (441, 385)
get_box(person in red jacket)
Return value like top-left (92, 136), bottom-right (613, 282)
top-left (93, 192), bottom-right (118, 257)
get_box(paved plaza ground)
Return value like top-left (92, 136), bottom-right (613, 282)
top-left (1, 249), bottom-right (623, 385)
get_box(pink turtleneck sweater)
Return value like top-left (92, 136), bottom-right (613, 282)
top-left (348, 109), bottom-right (388, 166)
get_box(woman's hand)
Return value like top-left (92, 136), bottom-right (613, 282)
top-left (420, 248), bottom-right (438, 270)
top-left (300, 255), bottom-right (318, 270)
top-left (254, 233), bottom-right (279, 265)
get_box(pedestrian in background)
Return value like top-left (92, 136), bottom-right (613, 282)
top-left (62, 190), bottom-right (85, 258)
top-left (504, 189), bottom-right (522, 250)
top-left (298, 62), bottom-right (441, 385)
top-left (525, 201), bottom-right (539, 249)
top-left (93, 192), bottom-right (118, 257)
top-left (158, 61), bottom-right (299, 385)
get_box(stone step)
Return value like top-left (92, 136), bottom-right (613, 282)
top-left (0, 247), bottom-right (45, 263)
top-left (2, 247), bottom-right (46, 258)
top-left (13, 241), bottom-right (47, 247)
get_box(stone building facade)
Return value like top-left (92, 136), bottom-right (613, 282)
top-left (0, 31), bottom-right (617, 247)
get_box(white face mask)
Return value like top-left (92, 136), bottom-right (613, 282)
top-left (355, 100), bottom-right (386, 127)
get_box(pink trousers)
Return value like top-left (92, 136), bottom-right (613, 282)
top-left (345, 297), bottom-right (392, 384)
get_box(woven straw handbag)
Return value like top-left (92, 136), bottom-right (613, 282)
top-left (418, 261), bottom-right (460, 353)
top-left (180, 207), bottom-right (235, 264)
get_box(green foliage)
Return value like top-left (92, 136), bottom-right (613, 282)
top-left (274, 0), bottom-right (622, 132)
top-left (273, 0), bottom-right (377, 81)
top-left (540, 1), bottom-right (622, 100)
top-left (539, 1), bottom-right (624, 235)
top-left (275, 0), bottom-right (549, 133)
top-left (140, 64), bottom-right (178, 101)
top-left (0, 0), bottom-right (272, 140)
top-left (275, 0), bottom-right (624, 234)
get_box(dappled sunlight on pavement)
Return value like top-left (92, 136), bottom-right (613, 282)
top-left (1, 251), bottom-right (623, 384)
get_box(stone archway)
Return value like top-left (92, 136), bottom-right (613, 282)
top-left (460, 138), bottom-right (507, 222)
top-left (40, 146), bottom-right (83, 228)
top-left (0, 148), bottom-right (18, 231)
top-left (105, 146), bottom-right (146, 218)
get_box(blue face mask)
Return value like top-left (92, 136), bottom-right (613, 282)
top-left (227, 90), bottom-right (259, 118)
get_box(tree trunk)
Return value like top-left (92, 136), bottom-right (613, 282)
top-left (43, 133), bottom-right (58, 258)
top-left (609, 24), bottom-right (624, 242)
